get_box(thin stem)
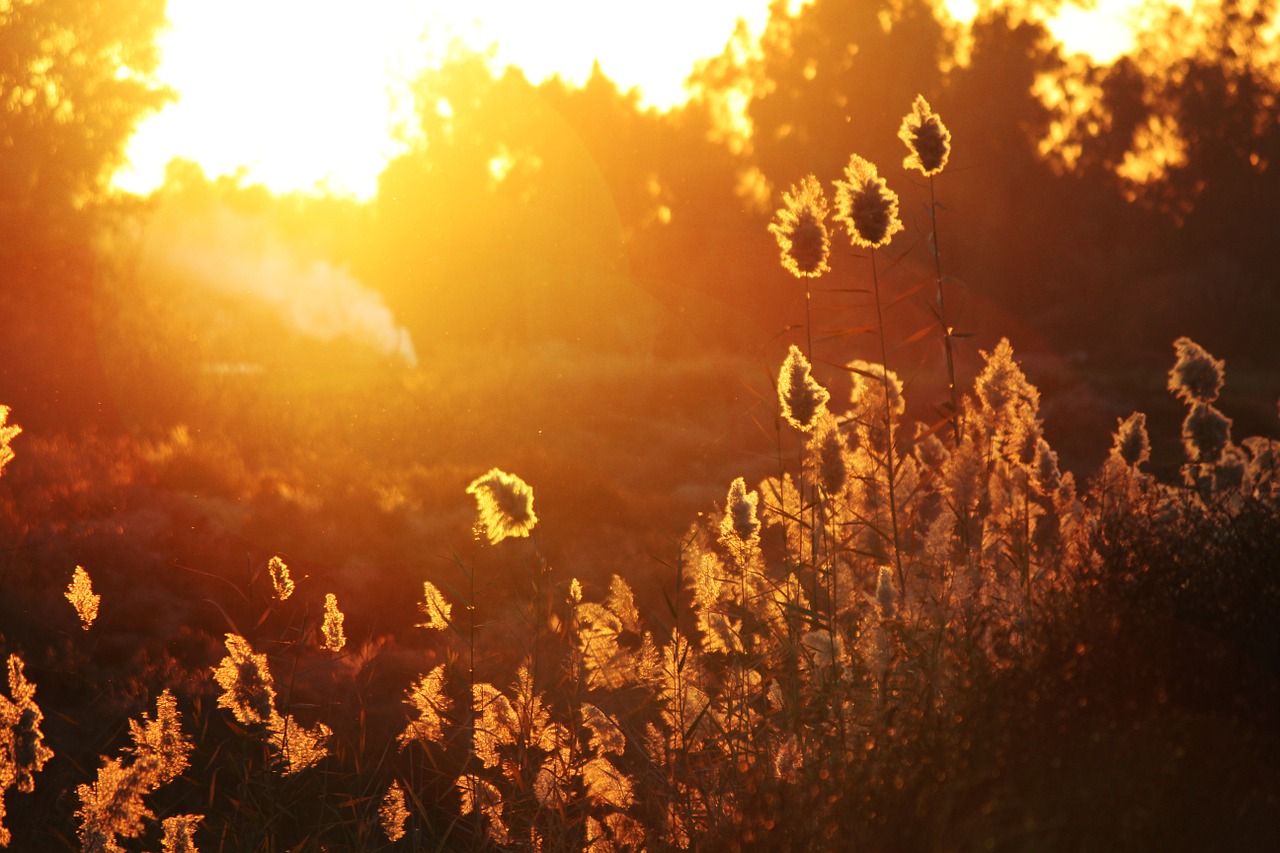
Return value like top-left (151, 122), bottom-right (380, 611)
top-left (467, 543), bottom-right (478, 767)
top-left (871, 249), bottom-right (908, 604)
top-left (804, 285), bottom-right (815, 363)
top-left (930, 175), bottom-right (961, 443)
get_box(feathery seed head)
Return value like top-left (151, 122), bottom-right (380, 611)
top-left (66, 565), bottom-right (100, 630)
top-left (1168, 336), bottom-right (1225, 405)
top-left (269, 714), bottom-right (331, 775)
top-left (769, 174), bottom-right (831, 278)
top-left (975, 338), bottom-right (1033, 415)
top-left (582, 756), bottom-right (636, 809)
top-left (581, 703), bottom-right (627, 756)
top-left (472, 683), bottom-right (520, 769)
top-left (321, 593), bottom-right (346, 652)
top-left (802, 629), bottom-right (846, 677)
top-left (774, 735), bottom-right (803, 783)
top-left (268, 556), bottom-right (294, 602)
top-left (75, 757), bottom-right (149, 853)
top-left (833, 154), bottom-right (903, 249)
top-left (1033, 438), bottom-right (1062, 494)
top-left (720, 476), bottom-right (761, 545)
top-left (848, 359), bottom-right (906, 419)
top-left (1113, 412), bottom-right (1151, 467)
top-left (380, 781), bottom-right (409, 842)
top-left (0, 405), bottom-right (19, 476)
top-left (914, 423), bottom-right (948, 469)
top-left (876, 565), bottom-right (898, 618)
top-left (3, 656), bottom-right (53, 794)
top-left (416, 581), bottom-right (451, 631)
top-left (127, 690), bottom-right (192, 784)
top-left (1182, 402), bottom-right (1232, 463)
top-left (213, 634), bottom-right (276, 728)
top-left (778, 344), bottom-right (830, 431)
top-left (466, 468), bottom-right (538, 544)
top-left (812, 413), bottom-right (849, 494)
top-left (399, 665), bottom-right (450, 746)
top-left (160, 814), bottom-right (202, 853)
top-left (899, 95), bottom-right (951, 176)
top-left (1214, 445), bottom-right (1247, 493)
top-left (457, 774), bottom-right (512, 845)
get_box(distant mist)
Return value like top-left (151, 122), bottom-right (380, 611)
top-left (137, 203), bottom-right (417, 367)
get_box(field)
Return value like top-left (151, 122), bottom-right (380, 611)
top-left (2, 1), bottom-right (1280, 850)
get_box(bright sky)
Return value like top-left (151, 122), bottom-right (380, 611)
top-left (113, 0), bottom-right (1163, 200)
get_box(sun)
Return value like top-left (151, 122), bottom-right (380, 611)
top-left (114, 0), bottom-right (1165, 201)
top-left (113, 0), bottom-right (436, 199)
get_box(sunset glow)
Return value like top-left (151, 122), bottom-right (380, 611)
top-left (114, 0), bottom-right (1172, 200)
top-left (4, 0), bottom-right (1275, 846)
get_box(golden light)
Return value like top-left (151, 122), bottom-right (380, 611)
top-left (114, 0), bottom-right (435, 199)
top-left (114, 0), bottom-right (1169, 200)
top-left (114, 0), bottom-right (782, 199)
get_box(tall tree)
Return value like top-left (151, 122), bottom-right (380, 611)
top-left (0, 0), bottom-right (170, 426)
top-left (0, 0), bottom-right (169, 238)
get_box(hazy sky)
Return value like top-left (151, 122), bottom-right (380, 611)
top-left (115, 0), bottom-right (1161, 198)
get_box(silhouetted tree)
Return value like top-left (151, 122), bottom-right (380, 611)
top-left (0, 0), bottom-right (168, 240)
top-left (697, 0), bottom-right (948, 197)
top-left (368, 53), bottom-right (762, 354)
top-left (1129, 0), bottom-right (1280, 278)
top-left (0, 0), bottom-right (170, 426)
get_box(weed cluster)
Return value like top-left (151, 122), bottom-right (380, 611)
top-left (0, 98), bottom-right (1277, 852)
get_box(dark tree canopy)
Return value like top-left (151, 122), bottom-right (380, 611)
top-left (0, 0), bottom-right (169, 237)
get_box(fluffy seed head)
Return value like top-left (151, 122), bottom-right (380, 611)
top-left (466, 468), bottom-right (538, 544)
top-left (778, 344), bottom-right (830, 431)
top-left (268, 556), bottom-right (294, 602)
top-left (802, 629), bottom-right (846, 676)
top-left (160, 814), bottom-right (203, 853)
top-left (457, 774), bottom-right (512, 845)
top-left (1214, 445), bottom-right (1247, 493)
top-left (321, 593), bottom-right (346, 652)
top-left (1168, 337), bottom-right (1225, 405)
top-left (848, 360), bottom-right (906, 419)
top-left (128, 689), bottom-right (192, 784)
top-left (1033, 438), bottom-right (1062, 494)
top-left (975, 338), bottom-right (1035, 415)
top-left (270, 714), bottom-right (331, 775)
top-left (1112, 412), bottom-right (1151, 467)
top-left (66, 565), bottom-right (100, 630)
top-left (380, 781), bottom-right (409, 843)
top-left (769, 174), bottom-right (831, 278)
top-left (416, 581), bottom-right (452, 631)
top-left (399, 665), bottom-right (450, 747)
top-left (213, 634), bottom-right (276, 728)
top-left (720, 476), bottom-right (761, 545)
top-left (2, 656), bottom-right (54, 795)
top-left (0, 405), bottom-right (19, 476)
top-left (899, 95), bottom-right (951, 176)
top-left (812, 413), bottom-right (848, 495)
top-left (1182, 403), bottom-right (1232, 463)
top-left (833, 154), bottom-right (903, 249)
top-left (876, 566), bottom-right (898, 617)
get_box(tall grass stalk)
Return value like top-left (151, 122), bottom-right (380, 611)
top-left (870, 249), bottom-right (908, 604)
top-left (928, 175), bottom-right (961, 443)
